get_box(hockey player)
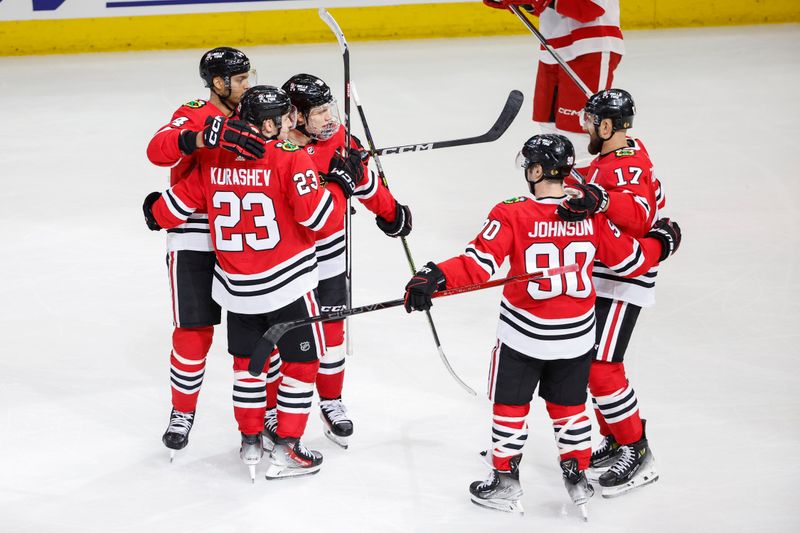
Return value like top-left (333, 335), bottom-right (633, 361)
top-left (146, 47), bottom-right (260, 459)
top-left (403, 134), bottom-right (680, 518)
top-left (556, 88), bottom-right (667, 497)
top-left (255, 73), bottom-right (413, 450)
top-left (143, 85), bottom-right (365, 481)
top-left (484, 0), bottom-right (624, 174)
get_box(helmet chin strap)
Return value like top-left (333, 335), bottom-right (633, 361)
top-left (213, 78), bottom-right (237, 115)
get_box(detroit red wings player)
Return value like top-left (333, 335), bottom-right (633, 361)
top-left (143, 86), bottom-right (364, 481)
top-left (484, 0), bottom-right (624, 174)
top-left (403, 134), bottom-right (680, 519)
top-left (145, 47), bottom-right (257, 460)
top-left (557, 89), bottom-right (669, 498)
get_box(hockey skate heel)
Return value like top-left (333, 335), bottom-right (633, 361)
top-left (586, 434), bottom-right (620, 482)
top-left (265, 437), bottom-right (323, 480)
top-left (469, 454), bottom-right (524, 514)
top-left (162, 409), bottom-right (195, 462)
top-left (240, 433), bottom-right (264, 483)
top-left (319, 399), bottom-right (353, 449)
top-left (561, 458), bottom-right (595, 522)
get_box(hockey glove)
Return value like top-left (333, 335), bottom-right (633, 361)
top-left (483, 0), bottom-right (551, 14)
top-left (376, 202), bottom-right (412, 238)
top-left (202, 116), bottom-right (266, 160)
top-left (404, 262), bottom-right (446, 313)
top-left (557, 183), bottom-right (609, 222)
top-left (645, 218), bottom-right (682, 262)
top-left (325, 147), bottom-right (366, 198)
top-left (143, 191), bottom-right (163, 231)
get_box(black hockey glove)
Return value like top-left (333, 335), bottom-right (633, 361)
top-left (202, 116), bottom-right (266, 160)
top-left (404, 262), bottom-right (446, 313)
top-left (645, 218), bottom-right (682, 262)
top-left (143, 191), bottom-right (163, 231)
top-left (324, 147), bottom-right (366, 198)
top-left (557, 183), bottom-right (609, 222)
top-left (376, 202), bottom-right (412, 238)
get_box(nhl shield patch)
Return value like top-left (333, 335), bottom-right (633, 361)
top-left (300, 341), bottom-right (310, 352)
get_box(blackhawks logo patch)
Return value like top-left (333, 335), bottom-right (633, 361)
top-left (277, 141), bottom-right (300, 152)
top-left (503, 196), bottom-right (527, 204)
top-left (182, 99), bottom-right (207, 109)
top-left (615, 148), bottom-right (635, 157)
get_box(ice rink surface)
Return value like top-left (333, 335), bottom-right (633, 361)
top-left (1, 23), bottom-right (799, 533)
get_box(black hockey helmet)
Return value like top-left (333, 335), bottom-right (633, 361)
top-left (199, 47), bottom-right (251, 88)
top-left (237, 85), bottom-right (295, 137)
top-left (516, 134), bottom-right (575, 180)
top-left (281, 73), bottom-right (334, 115)
top-left (582, 88), bottom-right (635, 132)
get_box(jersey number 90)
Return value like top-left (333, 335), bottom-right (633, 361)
top-left (525, 242), bottom-right (594, 300)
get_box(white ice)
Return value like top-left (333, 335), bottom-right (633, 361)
top-left (1, 24), bottom-right (799, 533)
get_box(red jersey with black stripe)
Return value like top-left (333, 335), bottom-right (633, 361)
top-left (151, 140), bottom-right (347, 314)
top-left (436, 194), bottom-right (662, 360)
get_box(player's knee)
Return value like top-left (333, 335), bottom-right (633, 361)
top-left (173, 325), bottom-right (214, 356)
top-left (281, 360), bottom-right (320, 384)
top-left (322, 320), bottom-right (344, 347)
top-left (544, 401), bottom-right (584, 420)
top-left (588, 361), bottom-right (627, 395)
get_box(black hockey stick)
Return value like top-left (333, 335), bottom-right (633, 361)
top-left (351, 82), bottom-right (475, 396)
top-left (319, 8), bottom-right (354, 356)
top-left (509, 5), bottom-right (592, 98)
top-left (248, 264), bottom-right (579, 377)
top-left (374, 89), bottom-right (524, 155)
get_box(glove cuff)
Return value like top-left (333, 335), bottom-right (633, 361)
top-left (178, 129), bottom-right (198, 155)
top-left (424, 261), bottom-right (447, 290)
top-left (645, 229), bottom-right (672, 262)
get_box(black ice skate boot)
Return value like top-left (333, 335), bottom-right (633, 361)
top-left (319, 398), bottom-right (353, 449)
top-left (261, 408), bottom-right (278, 452)
top-left (560, 458), bottom-right (594, 522)
top-left (469, 454), bottom-right (524, 514)
top-left (586, 433), bottom-right (620, 481)
top-left (599, 421), bottom-right (658, 498)
top-left (265, 437), bottom-right (323, 480)
top-left (162, 409), bottom-right (195, 462)
top-left (240, 433), bottom-right (264, 483)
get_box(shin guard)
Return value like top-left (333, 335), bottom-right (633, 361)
top-left (546, 402), bottom-right (592, 470)
top-left (491, 403), bottom-right (530, 471)
top-left (277, 360), bottom-right (319, 439)
top-left (232, 356), bottom-right (267, 435)
top-left (589, 362), bottom-right (642, 445)
top-left (170, 326), bottom-right (213, 413)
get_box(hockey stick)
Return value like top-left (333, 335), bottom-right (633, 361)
top-left (374, 90), bottom-right (523, 156)
top-left (319, 8), bottom-right (354, 357)
top-left (351, 82), bottom-right (475, 396)
top-left (509, 5), bottom-right (593, 98)
top-left (248, 264), bottom-right (579, 377)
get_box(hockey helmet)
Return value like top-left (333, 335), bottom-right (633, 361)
top-left (281, 74), bottom-right (340, 141)
top-left (237, 85), bottom-right (297, 137)
top-left (582, 88), bottom-right (635, 132)
top-left (199, 47), bottom-right (251, 88)
top-left (516, 134), bottom-right (575, 180)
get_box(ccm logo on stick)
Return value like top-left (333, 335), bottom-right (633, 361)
top-left (379, 144), bottom-right (433, 155)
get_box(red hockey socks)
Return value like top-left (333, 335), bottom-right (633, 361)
top-left (277, 360), bottom-right (319, 439)
top-left (491, 403), bottom-right (530, 471)
top-left (231, 356), bottom-right (267, 435)
top-left (316, 323), bottom-right (345, 400)
top-left (265, 348), bottom-right (281, 411)
top-left (589, 361), bottom-right (643, 445)
top-left (170, 326), bottom-right (213, 413)
top-left (546, 402), bottom-right (592, 470)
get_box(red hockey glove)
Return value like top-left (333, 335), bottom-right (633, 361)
top-left (557, 183), bottom-right (609, 222)
top-left (404, 262), bottom-right (446, 313)
top-left (376, 202), bottom-right (412, 238)
top-left (143, 191), bottom-right (163, 231)
top-left (202, 116), bottom-right (266, 160)
top-left (646, 218), bottom-right (682, 261)
top-left (483, 0), bottom-right (551, 15)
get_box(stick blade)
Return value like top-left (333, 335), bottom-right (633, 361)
top-left (318, 8), bottom-right (348, 50)
top-left (486, 89), bottom-right (524, 140)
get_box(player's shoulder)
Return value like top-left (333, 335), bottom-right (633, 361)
top-left (169, 98), bottom-right (218, 127)
top-left (612, 137), bottom-right (651, 161)
top-left (268, 140), bottom-right (304, 155)
top-left (489, 195), bottom-right (530, 217)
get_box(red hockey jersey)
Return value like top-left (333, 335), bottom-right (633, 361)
top-left (437, 194), bottom-right (662, 359)
top-left (539, 0), bottom-right (624, 64)
top-left (151, 140), bottom-right (347, 314)
top-left (581, 137), bottom-right (666, 307)
top-left (300, 126), bottom-right (398, 280)
top-left (146, 98), bottom-right (227, 253)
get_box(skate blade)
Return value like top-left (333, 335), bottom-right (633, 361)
top-left (469, 495), bottom-right (524, 515)
top-left (586, 466), bottom-right (609, 482)
top-left (601, 472), bottom-right (659, 498)
top-left (577, 502), bottom-right (589, 522)
top-left (264, 463), bottom-right (321, 480)
top-left (261, 436), bottom-right (275, 453)
top-left (248, 464), bottom-right (256, 484)
top-left (323, 427), bottom-right (349, 449)
top-left (169, 450), bottom-right (176, 463)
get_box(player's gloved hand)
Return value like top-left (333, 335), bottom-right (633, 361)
top-left (404, 262), bottom-right (446, 313)
top-left (202, 116), bottom-right (266, 160)
top-left (646, 218), bottom-right (682, 261)
top-left (376, 202), bottom-right (412, 238)
top-left (143, 191), bottom-right (163, 231)
top-left (557, 182), bottom-right (609, 222)
top-left (524, 0), bottom-right (553, 15)
top-left (325, 147), bottom-right (366, 198)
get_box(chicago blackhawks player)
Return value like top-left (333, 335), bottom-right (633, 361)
top-left (143, 85), bottom-right (364, 481)
top-left (404, 134), bottom-right (680, 519)
top-left (146, 47), bottom-right (258, 460)
top-left (557, 88), bottom-right (668, 497)
top-left (256, 73), bottom-right (412, 450)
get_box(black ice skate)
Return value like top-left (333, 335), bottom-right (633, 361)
top-left (319, 398), bottom-right (353, 449)
top-left (261, 408), bottom-right (278, 452)
top-left (599, 423), bottom-right (658, 498)
top-left (469, 454), bottom-right (524, 514)
top-left (586, 433), bottom-right (620, 482)
top-left (240, 433), bottom-right (264, 483)
top-left (560, 458), bottom-right (594, 522)
top-left (162, 409), bottom-right (195, 462)
top-left (265, 437), bottom-right (323, 480)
